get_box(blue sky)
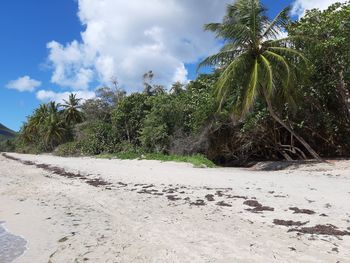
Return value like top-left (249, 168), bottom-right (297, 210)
top-left (0, 0), bottom-right (335, 131)
top-left (0, 0), bottom-right (82, 131)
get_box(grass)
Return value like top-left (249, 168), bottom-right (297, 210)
top-left (97, 152), bottom-right (216, 168)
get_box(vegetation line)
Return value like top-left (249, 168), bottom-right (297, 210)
top-left (2, 1), bottom-right (350, 166)
top-left (96, 153), bottom-right (216, 168)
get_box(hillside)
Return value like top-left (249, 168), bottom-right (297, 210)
top-left (0, 123), bottom-right (16, 140)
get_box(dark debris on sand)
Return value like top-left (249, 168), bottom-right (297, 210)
top-left (205, 194), bottom-right (215, 202)
top-left (243, 200), bottom-right (274, 213)
top-left (273, 219), bottom-right (308, 227)
top-left (226, 195), bottom-right (248, 200)
top-left (86, 178), bottom-right (112, 187)
top-left (216, 201), bottom-right (232, 207)
top-left (215, 191), bottom-right (224, 197)
top-left (289, 207), bottom-right (316, 215)
top-left (288, 224), bottom-right (350, 236)
top-left (166, 195), bottom-right (182, 201)
top-left (2, 153), bottom-right (111, 188)
top-left (137, 189), bottom-right (163, 196)
top-left (190, 199), bottom-right (206, 206)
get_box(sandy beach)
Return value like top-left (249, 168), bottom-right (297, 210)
top-left (0, 152), bottom-right (349, 262)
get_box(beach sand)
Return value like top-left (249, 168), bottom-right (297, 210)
top-left (0, 152), bottom-right (349, 262)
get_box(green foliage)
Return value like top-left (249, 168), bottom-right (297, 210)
top-left (16, 93), bottom-right (84, 152)
top-left (75, 121), bottom-right (119, 155)
top-left (98, 152), bottom-right (216, 168)
top-left (199, 0), bottom-right (322, 160)
top-left (12, 1), bottom-right (350, 164)
top-left (199, 0), bottom-right (307, 116)
top-left (288, 2), bottom-right (350, 155)
top-left (18, 102), bottom-right (68, 152)
top-left (0, 123), bottom-right (16, 141)
top-left (140, 94), bottom-right (186, 152)
top-left (54, 141), bottom-right (82, 157)
top-left (62, 94), bottom-right (85, 125)
top-left (112, 93), bottom-right (151, 144)
top-left (0, 139), bottom-right (16, 152)
top-left (182, 74), bottom-right (218, 133)
top-left (82, 87), bottom-right (126, 122)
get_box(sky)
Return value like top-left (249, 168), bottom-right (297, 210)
top-left (0, 0), bottom-right (345, 131)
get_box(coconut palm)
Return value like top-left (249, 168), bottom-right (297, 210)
top-left (62, 93), bottom-right (84, 125)
top-left (199, 0), bottom-right (320, 160)
top-left (44, 102), bottom-right (66, 150)
top-left (24, 104), bottom-right (49, 141)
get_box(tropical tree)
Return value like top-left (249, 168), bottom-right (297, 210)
top-left (62, 93), bottom-right (85, 125)
top-left (143, 71), bottom-right (166, 95)
top-left (44, 102), bottom-right (67, 150)
top-left (170, 82), bottom-right (185, 94)
top-left (199, 0), bottom-right (321, 160)
top-left (112, 93), bottom-right (151, 144)
top-left (290, 2), bottom-right (350, 123)
top-left (19, 102), bottom-right (67, 151)
top-left (25, 104), bottom-right (49, 138)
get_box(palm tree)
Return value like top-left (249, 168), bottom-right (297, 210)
top-left (143, 70), bottom-right (154, 95)
top-left (62, 93), bottom-right (84, 125)
top-left (24, 104), bottom-right (49, 141)
top-left (199, 0), bottom-right (321, 160)
top-left (44, 102), bottom-right (66, 150)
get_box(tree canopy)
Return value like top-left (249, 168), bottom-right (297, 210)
top-left (10, 1), bottom-right (350, 165)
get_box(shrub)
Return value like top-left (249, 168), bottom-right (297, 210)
top-left (54, 141), bottom-right (82, 157)
top-left (75, 121), bottom-right (119, 155)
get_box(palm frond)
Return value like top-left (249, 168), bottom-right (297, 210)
top-left (264, 50), bottom-right (291, 88)
top-left (262, 6), bottom-right (290, 39)
top-left (215, 53), bottom-right (251, 102)
top-left (197, 50), bottom-right (241, 70)
top-left (204, 23), bottom-right (222, 33)
top-left (259, 54), bottom-right (273, 97)
top-left (242, 58), bottom-right (259, 114)
top-left (268, 46), bottom-right (309, 65)
top-left (265, 35), bottom-right (311, 45)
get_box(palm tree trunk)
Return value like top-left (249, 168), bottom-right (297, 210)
top-left (264, 96), bottom-right (322, 161)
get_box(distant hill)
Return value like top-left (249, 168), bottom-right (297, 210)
top-left (0, 123), bottom-right (16, 140)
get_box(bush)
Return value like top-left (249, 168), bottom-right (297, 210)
top-left (54, 141), bottom-right (82, 157)
top-left (0, 139), bottom-right (16, 152)
top-left (112, 93), bottom-right (151, 145)
top-left (140, 94), bottom-right (186, 153)
top-left (75, 121), bottom-right (119, 155)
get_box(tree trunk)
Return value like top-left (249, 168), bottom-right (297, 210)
top-left (125, 121), bottom-right (131, 143)
top-left (337, 67), bottom-right (350, 122)
top-left (264, 96), bottom-right (322, 161)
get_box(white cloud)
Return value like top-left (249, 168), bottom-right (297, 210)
top-left (36, 90), bottom-right (95, 103)
top-left (46, 0), bottom-right (230, 91)
top-left (47, 41), bottom-right (95, 90)
top-left (292, 0), bottom-right (347, 18)
top-left (6, 76), bottom-right (42, 92)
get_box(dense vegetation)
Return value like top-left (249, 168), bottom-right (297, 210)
top-left (0, 123), bottom-right (16, 152)
top-left (0, 123), bottom-right (16, 139)
top-left (5, 1), bottom-right (350, 166)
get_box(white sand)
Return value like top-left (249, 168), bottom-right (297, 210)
top-left (0, 153), bottom-right (349, 262)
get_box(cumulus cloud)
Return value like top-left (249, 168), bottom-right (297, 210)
top-left (47, 41), bottom-right (95, 90)
top-left (6, 76), bottom-right (42, 92)
top-left (36, 90), bottom-right (95, 103)
top-left (46, 0), bottom-right (230, 91)
top-left (292, 0), bottom-right (347, 17)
